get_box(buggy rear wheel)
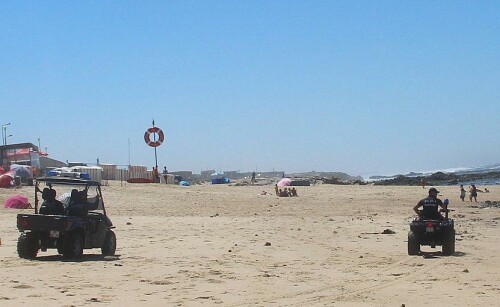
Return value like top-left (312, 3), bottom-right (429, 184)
top-left (408, 231), bottom-right (420, 255)
top-left (101, 230), bottom-right (116, 256)
top-left (442, 229), bottom-right (455, 256)
top-left (17, 233), bottom-right (39, 259)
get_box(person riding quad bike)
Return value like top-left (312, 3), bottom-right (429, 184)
top-left (408, 187), bottom-right (455, 256)
top-left (413, 187), bottom-right (447, 220)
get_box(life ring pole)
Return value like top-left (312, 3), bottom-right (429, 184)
top-left (144, 120), bottom-right (165, 181)
top-left (152, 119), bottom-right (158, 171)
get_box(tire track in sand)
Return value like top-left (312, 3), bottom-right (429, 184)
top-left (282, 255), bottom-right (444, 306)
top-left (228, 255), bottom-right (430, 307)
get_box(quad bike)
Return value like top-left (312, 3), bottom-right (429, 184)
top-left (408, 199), bottom-right (455, 256)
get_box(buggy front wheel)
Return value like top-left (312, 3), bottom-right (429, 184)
top-left (102, 230), bottom-right (116, 256)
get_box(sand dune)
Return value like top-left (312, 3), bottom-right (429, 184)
top-left (1, 183), bottom-right (499, 306)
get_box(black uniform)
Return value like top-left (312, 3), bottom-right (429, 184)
top-left (417, 196), bottom-right (444, 220)
top-left (39, 200), bottom-right (65, 215)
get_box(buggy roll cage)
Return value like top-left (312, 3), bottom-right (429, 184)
top-left (34, 177), bottom-right (106, 216)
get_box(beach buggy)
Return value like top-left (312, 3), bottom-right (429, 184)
top-left (408, 200), bottom-right (455, 256)
top-left (16, 177), bottom-right (116, 259)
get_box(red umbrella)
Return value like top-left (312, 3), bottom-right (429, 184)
top-left (277, 178), bottom-right (292, 187)
top-left (4, 195), bottom-right (32, 209)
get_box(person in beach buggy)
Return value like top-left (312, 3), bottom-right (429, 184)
top-left (459, 184), bottom-right (466, 201)
top-left (413, 187), bottom-right (447, 220)
top-left (39, 188), bottom-right (65, 215)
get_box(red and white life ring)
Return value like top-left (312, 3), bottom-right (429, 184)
top-left (144, 127), bottom-right (164, 147)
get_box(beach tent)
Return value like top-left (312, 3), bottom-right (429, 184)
top-left (0, 171), bottom-right (14, 188)
top-left (179, 180), bottom-right (190, 186)
top-left (277, 178), bottom-right (292, 187)
top-left (4, 195), bottom-right (31, 209)
top-left (210, 173), bottom-right (225, 184)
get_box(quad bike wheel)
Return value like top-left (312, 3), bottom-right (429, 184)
top-left (407, 231), bottom-right (420, 255)
top-left (101, 230), bottom-right (116, 256)
top-left (442, 229), bottom-right (455, 256)
top-left (17, 233), bottom-right (39, 259)
top-left (63, 233), bottom-right (84, 259)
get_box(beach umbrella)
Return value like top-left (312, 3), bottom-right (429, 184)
top-left (10, 164), bottom-right (32, 180)
top-left (277, 178), bottom-right (292, 187)
top-left (4, 195), bottom-right (32, 209)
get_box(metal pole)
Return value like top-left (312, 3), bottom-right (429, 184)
top-left (154, 148), bottom-right (158, 169)
top-left (128, 138), bottom-right (131, 166)
top-left (2, 123), bottom-right (11, 145)
top-left (152, 119), bottom-right (158, 170)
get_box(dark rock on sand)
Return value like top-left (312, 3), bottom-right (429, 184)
top-left (382, 229), bottom-right (396, 234)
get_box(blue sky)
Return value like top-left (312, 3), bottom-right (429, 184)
top-left (1, 1), bottom-right (499, 175)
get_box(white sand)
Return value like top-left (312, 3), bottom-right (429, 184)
top-left (0, 183), bottom-right (499, 306)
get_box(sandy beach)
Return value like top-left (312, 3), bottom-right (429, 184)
top-left (0, 182), bottom-right (499, 306)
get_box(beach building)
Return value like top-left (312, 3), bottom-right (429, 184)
top-left (40, 156), bottom-right (67, 173)
top-left (68, 162), bottom-right (87, 167)
top-left (200, 170), bottom-right (216, 181)
top-left (115, 168), bottom-right (130, 181)
top-left (100, 164), bottom-right (117, 180)
top-left (129, 165), bottom-right (148, 179)
top-left (170, 171), bottom-right (193, 181)
top-left (70, 166), bottom-right (103, 183)
top-left (223, 171), bottom-right (239, 180)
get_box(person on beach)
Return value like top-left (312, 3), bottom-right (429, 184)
top-left (420, 178), bottom-right (426, 189)
top-left (460, 185), bottom-right (466, 201)
top-left (469, 184), bottom-right (478, 202)
top-left (291, 187), bottom-right (298, 197)
top-left (413, 187), bottom-right (446, 220)
top-left (152, 166), bottom-right (159, 183)
top-left (162, 167), bottom-right (168, 184)
top-left (251, 172), bottom-right (256, 185)
top-left (275, 184), bottom-right (279, 196)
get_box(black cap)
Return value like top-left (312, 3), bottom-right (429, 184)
top-left (429, 187), bottom-right (439, 194)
